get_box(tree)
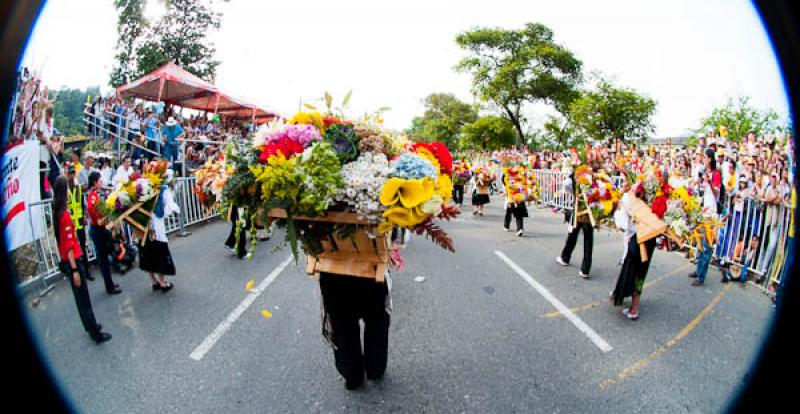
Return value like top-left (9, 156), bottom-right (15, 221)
top-left (697, 97), bottom-right (781, 141)
top-left (543, 114), bottom-right (582, 150)
top-left (109, 0), bottom-right (147, 87)
top-left (51, 87), bottom-right (101, 136)
top-left (407, 93), bottom-right (478, 149)
top-left (461, 116), bottom-right (517, 151)
top-left (110, 0), bottom-right (222, 86)
top-left (569, 79), bottom-right (657, 144)
top-left (455, 23), bottom-right (583, 146)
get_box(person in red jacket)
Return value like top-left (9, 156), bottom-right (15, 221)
top-left (86, 171), bottom-right (121, 294)
top-left (53, 176), bottom-right (111, 343)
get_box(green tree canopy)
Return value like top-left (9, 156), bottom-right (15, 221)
top-left (110, 0), bottom-right (222, 87)
top-left (697, 96), bottom-right (781, 142)
top-left (52, 87), bottom-right (101, 136)
top-left (455, 23), bottom-right (583, 146)
top-left (569, 79), bottom-right (657, 144)
top-left (543, 114), bottom-right (583, 151)
top-left (407, 93), bottom-right (478, 149)
top-left (460, 116), bottom-right (517, 151)
top-left (110, 0), bottom-right (147, 87)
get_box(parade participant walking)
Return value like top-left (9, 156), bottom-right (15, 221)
top-left (556, 172), bottom-right (593, 279)
top-left (690, 170), bottom-right (720, 286)
top-left (471, 171), bottom-right (491, 216)
top-left (612, 185), bottom-right (658, 320)
top-left (319, 272), bottom-right (391, 390)
top-left (503, 197), bottom-right (528, 236)
top-left (113, 155), bottom-right (133, 189)
top-left (139, 170), bottom-right (179, 291)
top-left (86, 172), bottom-right (121, 295)
top-left (52, 176), bottom-right (111, 343)
top-left (65, 162), bottom-right (93, 281)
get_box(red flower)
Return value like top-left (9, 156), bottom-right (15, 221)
top-left (323, 115), bottom-right (343, 129)
top-left (259, 136), bottom-right (303, 164)
top-left (652, 195), bottom-right (668, 219)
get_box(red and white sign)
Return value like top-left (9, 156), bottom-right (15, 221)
top-left (2, 141), bottom-right (43, 251)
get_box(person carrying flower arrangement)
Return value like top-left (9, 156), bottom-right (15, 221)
top-left (139, 169), bottom-right (179, 292)
top-left (470, 168), bottom-right (491, 216)
top-left (556, 169), bottom-right (594, 279)
top-left (611, 184), bottom-right (658, 320)
top-left (86, 171), bottom-right (121, 295)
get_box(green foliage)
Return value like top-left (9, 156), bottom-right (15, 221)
top-left (111, 0), bottom-right (222, 85)
top-left (569, 79), bottom-right (657, 144)
top-left (407, 93), bottom-right (478, 149)
top-left (110, 0), bottom-right (147, 87)
top-left (455, 23), bottom-right (583, 145)
top-left (296, 142), bottom-right (344, 216)
top-left (324, 124), bottom-right (360, 163)
top-left (51, 86), bottom-right (101, 136)
top-left (460, 116), bottom-right (517, 150)
top-left (697, 97), bottom-right (782, 142)
top-left (543, 114), bottom-right (582, 150)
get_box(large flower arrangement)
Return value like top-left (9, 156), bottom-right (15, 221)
top-left (574, 165), bottom-right (621, 224)
top-left (504, 165), bottom-right (535, 204)
top-left (103, 161), bottom-right (170, 233)
top-left (212, 106), bottom-right (459, 261)
top-left (471, 166), bottom-right (496, 185)
top-left (452, 160), bottom-right (472, 186)
top-left (194, 159), bottom-right (232, 209)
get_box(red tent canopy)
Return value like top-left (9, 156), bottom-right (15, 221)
top-left (116, 62), bottom-right (278, 122)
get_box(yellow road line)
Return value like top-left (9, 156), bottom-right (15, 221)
top-left (541, 263), bottom-right (692, 319)
top-left (598, 283), bottom-right (734, 389)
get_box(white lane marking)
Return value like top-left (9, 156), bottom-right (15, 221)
top-left (494, 250), bottom-right (614, 353)
top-left (189, 255), bottom-right (293, 361)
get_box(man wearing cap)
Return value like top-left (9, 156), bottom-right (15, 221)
top-left (162, 116), bottom-right (185, 163)
top-left (66, 162), bottom-right (94, 281)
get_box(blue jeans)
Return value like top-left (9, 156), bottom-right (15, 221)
top-left (164, 143), bottom-right (178, 162)
top-left (696, 237), bottom-right (713, 283)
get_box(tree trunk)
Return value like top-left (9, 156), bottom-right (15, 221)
top-left (502, 106), bottom-right (525, 146)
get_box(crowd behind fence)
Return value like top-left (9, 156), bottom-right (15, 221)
top-left (531, 169), bottom-right (791, 291)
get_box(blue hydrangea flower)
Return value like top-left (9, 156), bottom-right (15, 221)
top-left (389, 153), bottom-right (437, 180)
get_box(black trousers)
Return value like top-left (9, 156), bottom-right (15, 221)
top-left (560, 221), bottom-right (593, 274)
top-left (76, 227), bottom-right (92, 278)
top-left (67, 261), bottom-right (102, 339)
top-left (319, 273), bottom-right (390, 384)
top-left (453, 184), bottom-right (465, 205)
top-left (224, 208), bottom-right (248, 258)
top-left (504, 207), bottom-right (524, 231)
top-left (89, 225), bottom-right (117, 292)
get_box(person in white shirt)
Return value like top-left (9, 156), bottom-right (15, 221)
top-left (611, 184), bottom-right (658, 320)
top-left (139, 170), bottom-right (179, 291)
top-left (113, 156), bottom-right (133, 189)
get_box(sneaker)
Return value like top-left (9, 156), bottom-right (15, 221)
top-left (224, 245), bottom-right (236, 255)
top-left (579, 271), bottom-right (590, 279)
top-left (517, 229), bottom-right (523, 237)
top-left (688, 272), bottom-right (697, 278)
top-left (556, 257), bottom-right (568, 266)
top-left (503, 226), bottom-right (510, 232)
top-left (622, 308), bottom-right (639, 320)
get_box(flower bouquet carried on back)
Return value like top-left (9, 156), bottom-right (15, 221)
top-left (103, 160), bottom-right (171, 242)
top-left (212, 93), bottom-right (460, 281)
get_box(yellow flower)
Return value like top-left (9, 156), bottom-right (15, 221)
top-left (437, 174), bottom-right (453, 204)
top-left (382, 205), bottom-right (429, 228)
top-left (289, 112), bottom-right (312, 125)
top-left (602, 200), bottom-right (614, 216)
top-left (414, 147), bottom-right (441, 173)
top-left (379, 178), bottom-right (435, 208)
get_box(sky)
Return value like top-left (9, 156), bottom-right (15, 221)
top-left (21, 0), bottom-right (791, 138)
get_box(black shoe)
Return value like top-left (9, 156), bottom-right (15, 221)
top-left (96, 324), bottom-right (102, 331)
top-left (152, 284), bottom-right (161, 291)
top-left (344, 377), bottom-right (364, 390)
top-left (366, 372), bottom-right (384, 381)
top-left (160, 282), bottom-right (174, 292)
top-left (107, 288), bottom-right (122, 295)
top-left (92, 332), bottom-right (112, 343)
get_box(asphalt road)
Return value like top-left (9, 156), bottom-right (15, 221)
top-left (22, 196), bottom-right (774, 413)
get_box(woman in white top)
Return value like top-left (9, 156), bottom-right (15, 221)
top-left (611, 184), bottom-right (658, 320)
top-left (139, 170), bottom-right (179, 291)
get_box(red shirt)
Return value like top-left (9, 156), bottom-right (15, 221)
top-left (57, 211), bottom-right (83, 262)
top-left (87, 189), bottom-right (102, 226)
top-left (711, 170), bottom-right (722, 190)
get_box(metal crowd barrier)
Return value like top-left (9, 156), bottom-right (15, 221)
top-left (531, 169), bottom-right (793, 290)
top-left (16, 176), bottom-right (218, 295)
